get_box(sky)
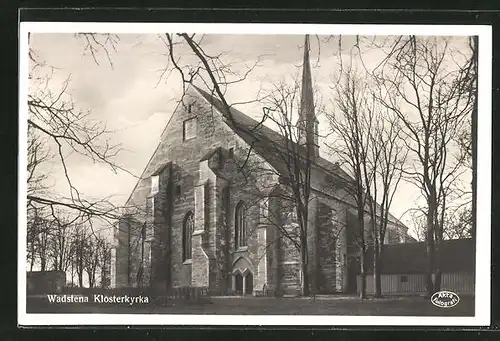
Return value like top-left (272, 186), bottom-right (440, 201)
top-left (27, 33), bottom-right (473, 239)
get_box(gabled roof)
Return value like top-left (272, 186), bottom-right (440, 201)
top-left (363, 238), bottom-right (475, 274)
top-left (192, 85), bottom-right (407, 229)
top-left (192, 85), bottom-right (348, 179)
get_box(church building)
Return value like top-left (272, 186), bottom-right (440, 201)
top-left (114, 36), bottom-right (412, 296)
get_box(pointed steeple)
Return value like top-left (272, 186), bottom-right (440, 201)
top-left (297, 34), bottom-right (319, 159)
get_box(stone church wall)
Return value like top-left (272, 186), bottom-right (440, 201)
top-left (115, 217), bottom-right (130, 287)
top-left (316, 201), bottom-right (337, 293)
top-left (115, 85), bottom-right (407, 295)
top-left (117, 90), bottom-right (238, 289)
top-left (116, 87), bottom-right (281, 293)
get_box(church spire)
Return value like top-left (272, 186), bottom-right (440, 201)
top-left (297, 34), bottom-right (319, 159)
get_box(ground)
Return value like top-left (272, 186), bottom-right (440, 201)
top-left (26, 294), bottom-right (474, 316)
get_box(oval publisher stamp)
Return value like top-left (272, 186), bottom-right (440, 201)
top-left (431, 291), bottom-right (460, 308)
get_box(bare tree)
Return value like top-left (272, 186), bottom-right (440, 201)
top-left (230, 62), bottom-right (347, 296)
top-left (48, 214), bottom-right (76, 272)
top-left (215, 75), bottom-right (315, 296)
top-left (26, 34), bottom-right (154, 283)
top-left (28, 31), bottom-right (263, 238)
top-left (27, 33), bottom-right (132, 260)
top-left (35, 217), bottom-right (52, 272)
top-left (366, 110), bottom-right (407, 298)
top-left (326, 69), bottom-right (374, 299)
top-left (455, 36), bottom-right (477, 242)
top-left (260, 78), bottom-right (315, 296)
top-left (26, 207), bottom-right (52, 271)
top-left (443, 206), bottom-right (473, 240)
top-left (26, 207), bottom-right (40, 271)
top-left (156, 33), bottom-right (263, 116)
top-left (411, 205), bottom-right (472, 241)
top-left (84, 237), bottom-right (102, 288)
top-left (96, 237), bottom-right (113, 289)
top-left (71, 225), bottom-right (89, 287)
top-left (409, 210), bottom-right (428, 242)
top-left (371, 36), bottom-right (475, 296)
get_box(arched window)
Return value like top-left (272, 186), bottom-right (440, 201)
top-left (182, 211), bottom-right (194, 261)
top-left (235, 201), bottom-right (247, 248)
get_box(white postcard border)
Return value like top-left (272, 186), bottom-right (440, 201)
top-left (18, 22), bottom-right (492, 327)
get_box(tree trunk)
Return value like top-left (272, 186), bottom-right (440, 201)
top-left (373, 242), bottom-right (382, 298)
top-left (77, 258), bottom-right (84, 287)
top-left (425, 210), bottom-right (435, 297)
top-left (29, 238), bottom-right (35, 271)
top-left (359, 251), bottom-right (366, 299)
top-left (434, 243), bottom-right (442, 292)
top-left (301, 263), bottom-right (310, 296)
top-left (357, 203), bottom-right (366, 299)
top-left (300, 241), bottom-right (310, 296)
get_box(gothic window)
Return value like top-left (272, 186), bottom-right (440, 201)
top-left (235, 201), bottom-right (247, 249)
top-left (182, 211), bottom-right (194, 261)
top-left (183, 117), bottom-right (197, 141)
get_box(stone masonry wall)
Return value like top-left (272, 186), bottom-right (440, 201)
top-left (115, 216), bottom-right (130, 287)
top-left (115, 85), bottom-right (405, 294)
top-left (317, 201), bottom-right (336, 293)
top-left (150, 163), bottom-right (173, 292)
top-left (118, 87), bottom-right (280, 291)
top-left (307, 196), bottom-right (319, 292)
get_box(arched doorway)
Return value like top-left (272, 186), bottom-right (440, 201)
top-left (232, 257), bottom-right (254, 296)
top-left (234, 272), bottom-right (243, 294)
top-left (244, 272), bottom-right (253, 294)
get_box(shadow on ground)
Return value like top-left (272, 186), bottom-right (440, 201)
top-left (26, 294), bottom-right (474, 316)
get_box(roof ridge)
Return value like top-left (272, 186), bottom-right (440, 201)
top-left (191, 85), bottom-right (410, 229)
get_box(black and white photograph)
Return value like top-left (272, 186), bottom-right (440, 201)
top-left (18, 23), bottom-right (491, 326)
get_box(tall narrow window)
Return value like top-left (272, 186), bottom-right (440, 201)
top-left (183, 117), bottom-right (197, 141)
top-left (150, 175), bottom-right (159, 195)
top-left (235, 201), bottom-right (247, 249)
top-left (182, 211), bottom-right (194, 261)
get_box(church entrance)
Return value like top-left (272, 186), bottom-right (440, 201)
top-left (231, 257), bottom-right (255, 296)
top-left (234, 273), bottom-right (243, 294)
top-left (244, 272), bottom-right (253, 294)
